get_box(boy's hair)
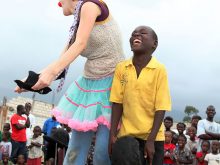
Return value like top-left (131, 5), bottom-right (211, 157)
top-left (191, 115), bottom-right (202, 120)
top-left (34, 126), bottom-right (41, 130)
top-left (164, 116), bottom-right (173, 123)
top-left (178, 134), bottom-right (187, 142)
top-left (17, 105), bottom-right (24, 112)
top-left (201, 140), bottom-right (210, 147)
top-left (111, 136), bottom-right (142, 165)
top-left (177, 122), bottom-right (186, 128)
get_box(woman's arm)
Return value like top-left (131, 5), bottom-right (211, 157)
top-left (17, 2), bottom-right (101, 92)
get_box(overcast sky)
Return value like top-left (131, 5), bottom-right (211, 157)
top-left (0, 0), bottom-right (220, 120)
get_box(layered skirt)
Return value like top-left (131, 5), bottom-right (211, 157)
top-left (52, 76), bottom-right (113, 132)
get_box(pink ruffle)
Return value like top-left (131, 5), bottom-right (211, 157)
top-left (52, 108), bottom-right (110, 132)
top-left (51, 109), bottom-right (62, 117)
top-left (68, 116), bottom-right (110, 132)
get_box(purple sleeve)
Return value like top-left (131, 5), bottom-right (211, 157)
top-left (83, 0), bottom-right (109, 22)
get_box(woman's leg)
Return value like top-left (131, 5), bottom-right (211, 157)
top-left (93, 125), bottom-right (111, 165)
top-left (63, 130), bottom-right (94, 165)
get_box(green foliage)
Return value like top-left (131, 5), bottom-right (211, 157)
top-left (182, 105), bottom-right (199, 122)
top-left (183, 116), bottom-right (191, 122)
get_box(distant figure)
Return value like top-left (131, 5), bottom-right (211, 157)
top-left (24, 102), bottom-right (36, 140)
top-left (0, 123), bottom-right (11, 142)
top-left (196, 140), bottom-right (210, 165)
top-left (0, 152), bottom-right (13, 165)
top-left (10, 105), bottom-right (30, 163)
top-left (191, 115), bottom-right (202, 129)
top-left (173, 134), bottom-right (193, 165)
top-left (164, 116), bottom-right (176, 135)
top-left (42, 116), bottom-right (60, 136)
top-left (197, 105), bottom-right (220, 151)
top-left (176, 122), bottom-right (186, 135)
top-left (204, 140), bottom-right (220, 165)
top-left (163, 131), bottom-right (175, 165)
top-left (27, 126), bottom-right (43, 165)
top-left (16, 154), bottom-right (25, 165)
top-left (0, 132), bottom-right (12, 160)
top-left (186, 126), bottom-right (199, 165)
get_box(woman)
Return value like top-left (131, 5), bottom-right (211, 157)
top-left (15, 0), bottom-right (124, 164)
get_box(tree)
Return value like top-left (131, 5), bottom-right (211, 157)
top-left (182, 105), bottom-right (199, 122)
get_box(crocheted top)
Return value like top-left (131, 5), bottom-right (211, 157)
top-left (81, 1), bottom-right (124, 79)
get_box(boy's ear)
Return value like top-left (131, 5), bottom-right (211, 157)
top-left (152, 40), bottom-right (158, 50)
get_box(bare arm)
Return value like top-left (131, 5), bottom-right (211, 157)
top-left (145, 110), bottom-right (165, 164)
top-left (198, 134), bottom-right (215, 140)
top-left (108, 103), bottom-right (123, 154)
top-left (32, 2), bottom-right (101, 91)
top-left (14, 124), bottom-right (26, 130)
top-left (205, 130), bottom-right (220, 140)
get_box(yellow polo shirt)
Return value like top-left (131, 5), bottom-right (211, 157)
top-left (110, 57), bottom-right (171, 141)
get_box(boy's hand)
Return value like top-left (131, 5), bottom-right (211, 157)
top-left (144, 140), bottom-right (155, 165)
top-left (108, 135), bottom-right (117, 155)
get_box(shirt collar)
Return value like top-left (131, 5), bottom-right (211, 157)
top-left (125, 56), bottom-right (158, 69)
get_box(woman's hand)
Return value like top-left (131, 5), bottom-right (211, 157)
top-left (32, 66), bottom-right (57, 91)
top-left (14, 78), bottom-right (28, 93)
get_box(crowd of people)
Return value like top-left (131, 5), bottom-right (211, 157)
top-left (1, 104), bottom-right (220, 165)
top-left (162, 105), bottom-right (220, 165)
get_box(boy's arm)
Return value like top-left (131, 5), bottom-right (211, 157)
top-left (110, 103), bottom-right (123, 137)
top-left (145, 110), bottom-right (165, 163)
top-left (205, 131), bottom-right (220, 140)
top-left (109, 103), bottom-right (123, 154)
top-left (25, 116), bottom-right (30, 128)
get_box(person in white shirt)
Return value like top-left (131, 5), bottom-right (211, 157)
top-left (204, 140), bottom-right (220, 165)
top-left (197, 105), bottom-right (220, 151)
top-left (24, 102), bottom-right (36, 140)
top-left (0, 132), bottom-right (12, 159)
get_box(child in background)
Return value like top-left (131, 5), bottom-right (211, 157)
top-left (164, 131), bottom-right (176, 165)
top-left (0, 152), bottom-right (13, 165)
top-left (204, 140), bottom-right (220, 165)
top-left (176, 123), bottom-right (186, 136)
top-left (186, 126), bottom-right (198, 165)
top-left (0, 123), bottom-right (11, 142)
top-left (16, 155), bottom-right (25, 165)
top-left (0, 132), bottom-right (12, 160)
top-left (27, 126), bottom-right (43, 165)
top-left (172, 134), bottom-right (179, 146)
top-left (173, 134), bottom-right (193, 165)
top-left (196, 140), bottom-right (210, 165)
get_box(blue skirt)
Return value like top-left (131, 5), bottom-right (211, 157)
top-left (52, 76), bottom-right (113, 132)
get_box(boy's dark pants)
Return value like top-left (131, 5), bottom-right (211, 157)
top-left (136, 138), bottom-right (164, 165)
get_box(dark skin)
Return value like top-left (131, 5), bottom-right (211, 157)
top-left (204, 141), bottom-right (219, 165)
top-left (14, 106), bottom-right (30, 130)
top-left (187, 127), bottom-right (197, 154)
top-left (175, 136), bottom-right (193, 164)
top-left (3, 123), bottom-right (10, 132)
top-left (1, 153), bottom-right (10, 165)
top-left (109, 26), bottom-right (165, 165)
top-left (198, 106), bottom-right (220, 140)
top-left (177, 123), bottom-right (185, 135)
top-left (24, 102), bottom-right (32, 116)
top-left (164, 120), bottom-right (173, 131)
top-left (197, 141), bottom-right (210, 163)
top-left (28, 127), bottom-right (42, 149)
